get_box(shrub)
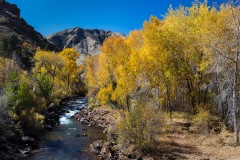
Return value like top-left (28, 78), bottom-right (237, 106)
top-left (26, 111), bottom-right (45, 130)
top-left (5, 74), bottom-right (46, 131)
top-left (34, 73), bottom-right (53, 105)
top-left (192, 108), bottom-right (219, 133)
top-left (116, 105), bottom-right (163, 150)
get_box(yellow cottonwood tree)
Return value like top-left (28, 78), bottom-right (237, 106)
top-left (59, 48), bottom-right (83, 95)
top-left (85, 55), bottom-right (99, 90)
top-left (97, 36), bottom-right (128, 106)
top-left (34, 50), bottom-right (64, 81)
top-left (84, 1), bottom-right (240, 145)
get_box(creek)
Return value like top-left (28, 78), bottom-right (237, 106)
top-left (29, 98), bottom-right (105, 160)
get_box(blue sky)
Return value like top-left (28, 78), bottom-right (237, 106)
top-left (7, 0), bottom-right (223, 36)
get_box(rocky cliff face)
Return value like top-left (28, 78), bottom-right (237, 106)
top-left (0, 0), bottom-right (55, 50)
top-left (46, 27), bottom-right (125, 63)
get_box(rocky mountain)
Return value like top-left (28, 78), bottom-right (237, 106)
top-left (0, 0), bottom-right (55, 50)
top-left (46, 27), bottom-right (125, 63)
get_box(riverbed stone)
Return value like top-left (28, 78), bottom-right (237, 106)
top-left (81, 133), bottom-right (87, 137)
top-left (80, 118), bottom-right (85, 122)
top-left (21, 136), bottom-right (35, 147)
top-left (100, 143), bottom-right (113, 160)
top-left (90, 140), bottom-right (103, 154)
top-left (18, 147), bottom-right (31, 157)
top-left (83, 119), bottom-right (89, 124)
top-left (74, 108), bottom-right (113, 130)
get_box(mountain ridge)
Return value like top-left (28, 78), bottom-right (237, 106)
top-left (46, 27), bottom-right (125, 64)
top-left (0, 0), bottom-right (55, 50)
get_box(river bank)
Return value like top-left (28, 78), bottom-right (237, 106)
top-left (73, 108), bottom-right (240, 160)
top-left (0, 97), bottom-right (104, 160)
top-left (4, 98), bottom-right (240, 160)
top-left (73, 108), bottom-right (149, 160)
top-left (0, 98), bottom-right (70, 160)
top-left (0, 103), bottom-right (61, 160)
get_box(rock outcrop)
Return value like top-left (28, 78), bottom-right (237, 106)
top-left (0, 0), bottom-right (55, 50)
top-left (46, 27), bottom-right (125, 64)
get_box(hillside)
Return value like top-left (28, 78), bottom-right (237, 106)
top-left (0, 0), bottom-right (55, 52)
top-left (46, 27), bottom-right (125, 63)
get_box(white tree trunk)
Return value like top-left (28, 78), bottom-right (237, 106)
top-left (231, 1), bottom-right (240, 146)
top-left (233, 55), bottom-right (239, 145)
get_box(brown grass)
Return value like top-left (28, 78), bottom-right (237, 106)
top-left (149, 113), bottom-right (240, 160)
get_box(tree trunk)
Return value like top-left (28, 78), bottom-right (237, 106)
top-left (230, 1), bottom-right (240, 146)
top-left (233, 43), bottom-right (239, 146)
top-left (233, 52), bottom-right (239, 146)
top-left (166, 84), bottom-right (172, 121)
top-left (187, 77), bottom-right (195, 112)
top-left (126, 95), bottom-right (130, 112)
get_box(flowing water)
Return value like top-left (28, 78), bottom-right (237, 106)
top-left (29, 98), bottom-right (105, 160)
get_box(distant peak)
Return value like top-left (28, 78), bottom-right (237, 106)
top-left (46, 27), bottom-right (125, 63)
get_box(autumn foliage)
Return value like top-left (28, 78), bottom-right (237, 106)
top-left (33, 48), bottom-right (84, 104)
top-left (85, 2), bottom-right (240, 145)
top-left (0, 48), bottom-right (83, 134)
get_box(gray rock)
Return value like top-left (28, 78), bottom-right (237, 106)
top-left (96, 124), bottom-right (105, 128)
top-left (17, 121), bottom-right (23, 126)
top-left (80, 118), bottom-right (85, 122)
top-left (84, 120), bottom-right (90, 124)
top-left (81, 133), bottom-right (87, 137)
top-left (21, 136), bottom-right (35, 147)
top-left (100, 147), bottom-right (112, 160)
top-left (89, 140), bottom-right (103, 154)
top-left (18, 148), bottom-right (31, 157)
top-left (47, 103), bottom-right (58, 114)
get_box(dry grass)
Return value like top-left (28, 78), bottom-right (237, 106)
top-left (104, 109), bottom-right (240, 159)
top-left (151, 112), bottom-right (240, 160)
